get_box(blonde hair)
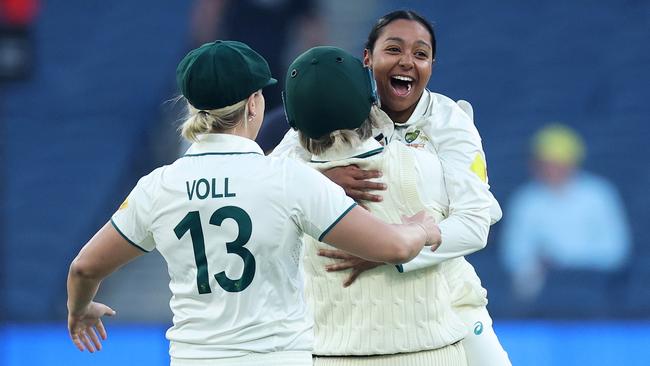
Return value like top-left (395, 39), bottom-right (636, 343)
top-left (299, 105), bottom-right (392, 156)
top-left (179, 97), bottom-right (251, 142)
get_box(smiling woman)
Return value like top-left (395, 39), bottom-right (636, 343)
top-left (363, 15), bottom-right (434, 123)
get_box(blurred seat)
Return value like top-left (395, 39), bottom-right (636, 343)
top-left (520, 269), bottom-right (627, 319)
top-left (622, 258), bottom-right (650, 317)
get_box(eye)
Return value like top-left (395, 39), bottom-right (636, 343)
top-left (415, 50), bottom-right (429, 59)
top-left (386, 46), bottom-right (401, 54)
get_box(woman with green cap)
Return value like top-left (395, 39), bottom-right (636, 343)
top-left (65, 40), bottom-right (442, 366)
top-left (274, 10), bottom-right (511, 366)
top-left (282, 45), bottom-right (471, 366)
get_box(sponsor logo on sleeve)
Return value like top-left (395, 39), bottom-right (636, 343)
top-left (470, 154), bottom-right (487, 183)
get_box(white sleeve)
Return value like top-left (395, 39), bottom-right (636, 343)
top-left (269, 129), bottom-right (311, 161)
top-left (488, 194), bottom-right (503, 224)
top-left (286, 161), bottom-right (357, 241)
top-left (400, 105), bottom-right (492, 273)
top-left (111, 175), bottom-right (156, 252)
top-left (457, 99), bottom-right (502, 225)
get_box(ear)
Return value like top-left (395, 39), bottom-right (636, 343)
top-left (363, 49), bottom-right (372, 67)
top-left (247, 92), bottom-right (257, 115)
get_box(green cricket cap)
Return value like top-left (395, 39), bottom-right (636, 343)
top-left (284, 46), bottom-right (376, 139)
top-left (176, 40), bottom-right (277, 110)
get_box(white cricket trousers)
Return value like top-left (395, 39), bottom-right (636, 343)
top-left (170, 351), bottom-right (313, 366)
top-left (458, 306), bottom-right (512, 366)
top-left (313, 342), bottom-right (467, 366)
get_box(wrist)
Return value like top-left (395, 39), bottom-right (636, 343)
top-left (413, 222), bottom-right (430, 244)
top-left (67, 301), bottom-right (90, 317)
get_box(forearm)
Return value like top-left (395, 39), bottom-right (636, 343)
top-left (322, 206), bottom-right (430, 265)
top-left (67, 267), bottom-right (102, 316)
top-left (383, 223), bottom-right (429, 265)
top-left (399, 214), bottom-right (488, 272)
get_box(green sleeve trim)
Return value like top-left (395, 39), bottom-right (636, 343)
top-left (395, 264), bottom-right (404, 273)
top-left (110, 218), bottom-right (150, 253)
top-left (352, 147), bottom-right (384, 159)
top-left (318, 203), bottom-right (358, 241)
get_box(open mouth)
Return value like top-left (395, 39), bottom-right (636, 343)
top-left (390, 75), bottom-right (414, 97)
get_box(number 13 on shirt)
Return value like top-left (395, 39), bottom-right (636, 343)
top-left (173, 206), bottom-right (256, 294)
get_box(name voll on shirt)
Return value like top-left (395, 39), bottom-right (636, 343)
top-left (186, 178), bottom-right (236, 200)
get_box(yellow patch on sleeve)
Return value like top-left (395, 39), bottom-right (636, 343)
top-left (470, 154), bottom-right (487, 183)
top-left (118, 197), bottom-right (129, 210)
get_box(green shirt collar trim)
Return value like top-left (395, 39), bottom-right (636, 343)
top-left (184, 133), bottom-right (264, 156)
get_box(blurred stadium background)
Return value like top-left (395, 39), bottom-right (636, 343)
top-left (1, 0), bottom-right (649, 365)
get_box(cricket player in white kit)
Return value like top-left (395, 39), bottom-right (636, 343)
top-left (65, 40), bottom-right (443, 366)
top-left (275, 43), bottom-right (510, 364)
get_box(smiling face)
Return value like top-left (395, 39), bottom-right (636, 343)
top-left (364, 19), bottom-right (434, 123)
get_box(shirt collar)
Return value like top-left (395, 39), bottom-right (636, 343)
top-left (184, 133), bottom-right (264, 156)
top-left (311, 138), bottom-right (384, 162)
top-left (394, 89), bottom-right (431, 128)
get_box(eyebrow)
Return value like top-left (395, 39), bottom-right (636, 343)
top-left (384, 37), bottom-right (432, 49)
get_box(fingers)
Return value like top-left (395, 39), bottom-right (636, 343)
top-left (318, 249), bottom-right (354, 260)
top-left (87, 326), bottom-right (102, 351)
top-left (349, 167), bottom-right (383, 181)
top-left (325, 261), bottom-right (356, 272)
top-left (355, 180), bottom-right (387, 191)
top-left (325, 166), bottom-right (386, 203)
top-left (343, 270), bottom-right (361, 287)
top-left (401, 210), bottom-right (426, 223)
top-left (348, 189), bottom-right (383, 202)
top-left (79, 331), bottom-right (95, 353)
top-left (71, 332), bottom-right (85, 352)
top-left (96, 319), bottom-right (108, 340)
top-left (101, 305), bottom-right (116, 317)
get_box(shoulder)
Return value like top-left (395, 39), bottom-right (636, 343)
top-left (428, 91), bottom-right (459, 109)
top-left (427, 91), bottom-right (467, 118)
top-left (269, 155), bottom-right (328, 184)
top-left (422, 91), bottom-right (480, 137)
top-left (134, 164), bottom-right (168, 191)
top-left (575, 171), bottom-right (619, 195)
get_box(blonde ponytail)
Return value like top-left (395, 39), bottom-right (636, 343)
top-left (179, 98), bottom-right (250, 142)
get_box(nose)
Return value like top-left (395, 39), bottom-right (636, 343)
top-left (398, 53), bottom-right (414, 69)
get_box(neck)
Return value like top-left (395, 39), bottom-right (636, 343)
top-left (383, 91), bottom-right (424, 124)
top-left (221, 121), bottom-right (258, 140)
top-left (384, 104), bottom-right (417, 124)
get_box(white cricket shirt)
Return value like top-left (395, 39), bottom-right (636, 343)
top-left (111, 133), bottom-right (355, 360)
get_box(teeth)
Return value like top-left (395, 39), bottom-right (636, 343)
top-left (407, 84), bottom-right (411, 92)
top-left (392, 75), bottom-right (414, 82)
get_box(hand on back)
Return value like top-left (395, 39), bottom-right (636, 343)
top-left (323, 165), bottom-right (386, 203)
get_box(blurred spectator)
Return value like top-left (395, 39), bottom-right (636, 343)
top-left (0, 0), bottom-right (38, 81)
top-left (499, 124), bottom-right (631, 303)
top-left (189, 0), bottom-right (325, 111)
